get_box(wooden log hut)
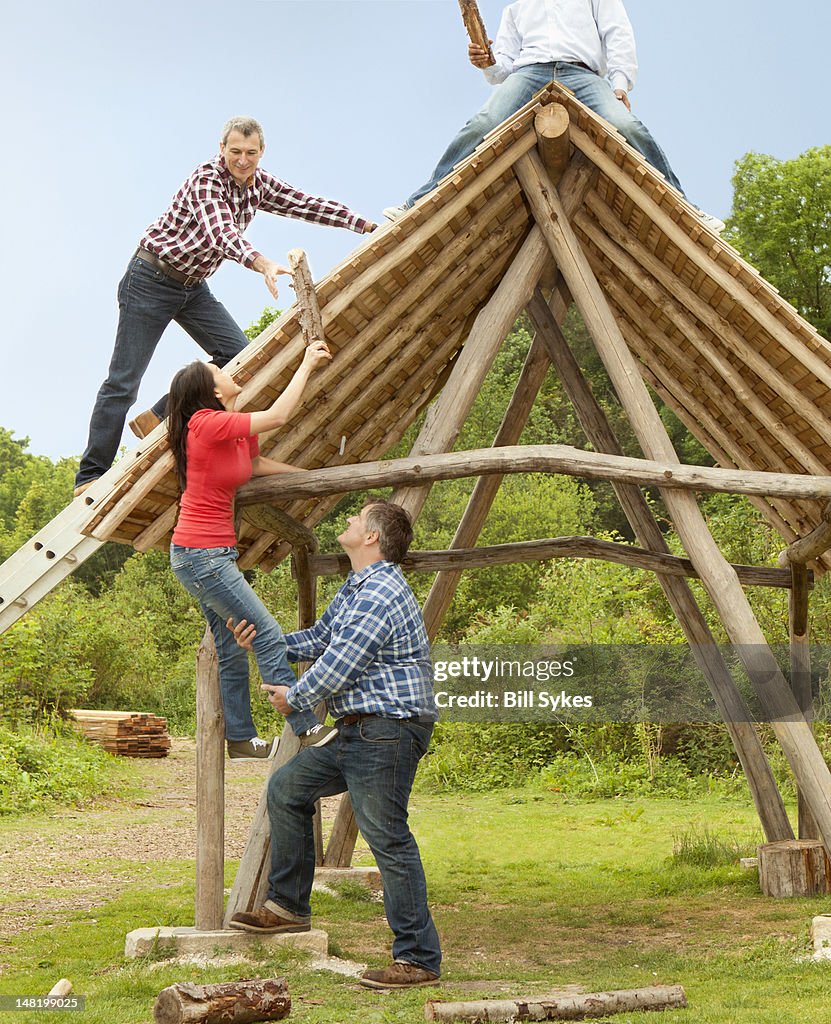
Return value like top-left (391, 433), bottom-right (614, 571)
top-left (4, 75), bottom-right (831, 920)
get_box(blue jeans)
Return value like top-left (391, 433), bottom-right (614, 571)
top-left (265, 716), bottom-right (441, 975)
top-left (169, 544), bottom-right (317, 742)
top-left (76, 256), bottom-right (249, 486)
top-left (406, 61), bottom-right (684, 207)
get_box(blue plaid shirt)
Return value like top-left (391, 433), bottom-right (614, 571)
top-left (284, 561), bottom-right (437, 721)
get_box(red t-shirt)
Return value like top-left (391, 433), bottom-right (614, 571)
top-left (171, 409), bottom-right (260, 547)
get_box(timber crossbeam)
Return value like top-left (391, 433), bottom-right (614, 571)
top-left (238, 445), bottom-right (831, 506)
top-left (307, 536), bottom-right (801, 589)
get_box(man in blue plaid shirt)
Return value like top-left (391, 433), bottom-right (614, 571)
top-left (230, 499), bottom-right (442, 990)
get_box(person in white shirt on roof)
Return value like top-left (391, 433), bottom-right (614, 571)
top-left (384, 0), bottom-right (723, 232)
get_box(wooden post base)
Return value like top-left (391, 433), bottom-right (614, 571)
top-left (758, 839), bottom-right (831, 897)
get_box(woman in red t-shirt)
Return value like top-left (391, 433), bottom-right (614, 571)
top-left (168, 343), bottom-right (335, 760)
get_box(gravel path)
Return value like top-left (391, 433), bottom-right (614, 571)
top-left (0, 739), bottom-right (343, 939)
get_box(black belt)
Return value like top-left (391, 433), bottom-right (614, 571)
top-left (134, 247), bottom-right (205, 288)
top-left (567, 61), bottom-right (594, 73)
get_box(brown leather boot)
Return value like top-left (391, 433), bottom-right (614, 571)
top-left (128, 409), bottom-right (162, 438)
top-left (360, 962), bottom-right (440, 989)
top-left (229, 905), bottom-right (311, 934)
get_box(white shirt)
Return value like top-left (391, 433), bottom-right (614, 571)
top-left (484, 0), bottom-right (638, 94)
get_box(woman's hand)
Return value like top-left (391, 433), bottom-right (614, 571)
top-left (301, 340), bottom-right (332, 372)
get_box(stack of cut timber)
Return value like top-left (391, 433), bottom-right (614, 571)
top-left (69, 710), bottom-right (171, 758)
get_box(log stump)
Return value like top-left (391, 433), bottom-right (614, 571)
top-left (758, 839), bottom-right (831, 897)
top-left (153, 978), bottom-right (290, 1024)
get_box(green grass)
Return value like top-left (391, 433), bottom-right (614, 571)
top-left (1, 788), bottom-right (831, 1023)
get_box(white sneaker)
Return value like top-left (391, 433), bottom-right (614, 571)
top-left (698, 211), bottom-right (726, 235)
top-left (383, 204), bottom-right (408, 222)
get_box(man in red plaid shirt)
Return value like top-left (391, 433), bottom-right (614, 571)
top-left (75, 116), bottom-right (376, 495)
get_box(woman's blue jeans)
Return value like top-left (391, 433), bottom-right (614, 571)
top-left (170, 544), bottom-right (317, 741)
top-left (406, 61), bottom-right (684, 207)
top-left (265, 717), bottom-right (441, 974)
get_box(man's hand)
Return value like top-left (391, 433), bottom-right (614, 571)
top-left (227, 617), bottom-right (257, 650)
top-left (252, 256), bottom-right (290, 299)
top-left (469, 41), bottom-right (495, 69)
top-left (614, 89), bottom-right (631, 111)
top-left (261, 683), bottom-right (292, 716)
top-left (361, 220), bottom-right (379, 234)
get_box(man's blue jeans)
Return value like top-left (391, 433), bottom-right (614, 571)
top-left (76, 256), bottom-right (249, 487)
top-left (169, 544), bottom-right (317, 741)
top-left (265, 717), bottom-right (441, 975)
top-left (406, 61), bottom-right (684, 207)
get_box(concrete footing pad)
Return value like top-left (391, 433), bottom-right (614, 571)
top-left (124, 926), bottom-right (328, 959)
top-left (811, 915), bottom-right (831, 960)
top-left (313, 866), bottom-right (382, 891)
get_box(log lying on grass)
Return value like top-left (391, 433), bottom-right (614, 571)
top-left (425, 984), bottom-right (687, 1022)
top-left (153, 978), bottom-right (290, 1024)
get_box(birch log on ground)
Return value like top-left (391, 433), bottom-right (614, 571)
top-left (153, 978), bottom-right (290, 1024)
top-left (425, 984), bottom-right (687, 1021)
top-left (458, 0), bottom-right (494, 64)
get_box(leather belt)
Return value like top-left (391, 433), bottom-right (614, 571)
top-left (135, 247), bottom-right (205, 288)
top-left (338, 713), bottom-right (378, 727)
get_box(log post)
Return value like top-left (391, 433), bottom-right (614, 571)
top-left (790, 561), bottom-right (818, 839)
top-left (526, 288), bottom-right (792, 842)
top-left (287, 248), bottom-right (324, 348)
top-left (514, 149), bottom-right (831, 850)
top-left (425, 984), bottom-right (687, 1022)
top-left (758, 839), bottom-right (831, 897)
top-left (422, 332), bottom-right (552, 638)
top-left (534, 104), bottom-right (571, 185)
top-left (419, 153), bottom-right (597, 638)
top-left (457, 0), bottom-right (494, 65)
top-left (323, 792), bottom-right (360, 867)
top-left (195, 626), bottom-right (225, 931)
top-left (391, 225), bottom-right (552, 521)
top-left (154, 978), bottom-right (290, 1024)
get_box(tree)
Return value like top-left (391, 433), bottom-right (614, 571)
top-left (726, 147), bottom-right (831, 338)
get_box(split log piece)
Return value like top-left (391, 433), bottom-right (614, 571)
top-left (425, 984), bottom-right (687, 1022)
top-left (287, 248), bottom-right (325, 348)
top-left (457, 0), bottom-right (494, 64)
top-left (153, 978), bottom-right (290, 1024)
top-left (758, 840), bottom-right (831, 897)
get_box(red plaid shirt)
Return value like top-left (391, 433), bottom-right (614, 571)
top-left (139, 156), bottom-right (367, 280)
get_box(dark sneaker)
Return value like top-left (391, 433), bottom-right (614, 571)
top-left (229, 905), bottom-right (311, 934)
top-left (359, 962), bottom-right (440, 989)
top-left (299, 724), bottom-right (338, 749)
top-left (227, 736), bottom-right (278, 760)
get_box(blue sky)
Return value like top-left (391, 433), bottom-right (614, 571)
top-left (2, 0), bottom-right (827, 461)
